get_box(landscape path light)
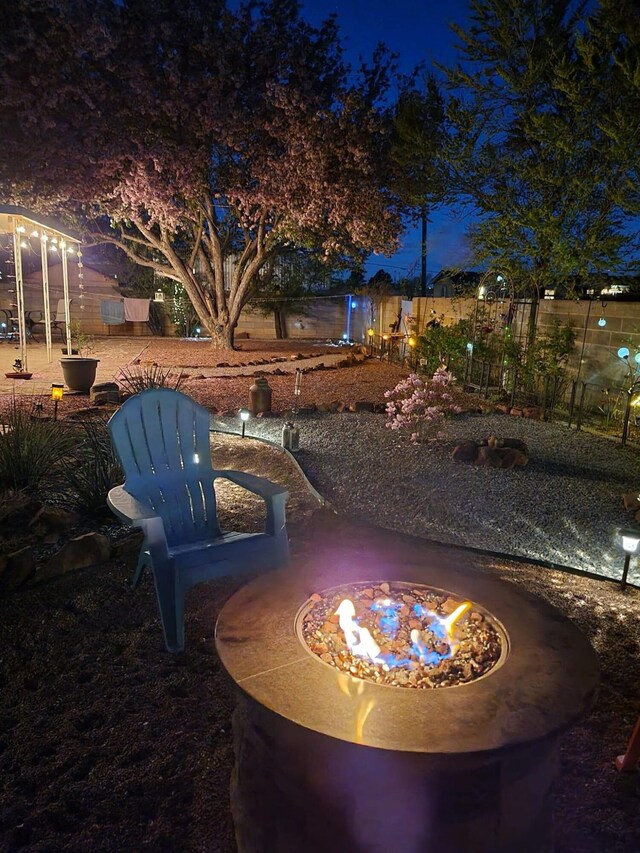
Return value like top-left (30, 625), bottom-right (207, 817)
top-left (239, 408), bottom-right (250, 438)
top-left (618, 527), bottom-right (640, 590)
top-left (51, 383), bottom-right (64, 421)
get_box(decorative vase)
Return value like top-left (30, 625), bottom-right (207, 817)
top-left (59, 357), bottom-right (100, 393)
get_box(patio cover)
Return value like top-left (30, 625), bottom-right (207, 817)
top-left (0, 205), bottom-right (82, 369)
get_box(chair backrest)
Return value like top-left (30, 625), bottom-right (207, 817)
top-left (108, 388), bottom-right (220, 545)
top-left (55, 298), bottom-right (70, 322)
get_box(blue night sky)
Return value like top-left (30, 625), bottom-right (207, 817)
top-left (300, 0), bottom-right (474, 281)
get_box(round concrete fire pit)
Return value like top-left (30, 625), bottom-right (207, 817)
top-left (216, 558), bottom-right (599, 853)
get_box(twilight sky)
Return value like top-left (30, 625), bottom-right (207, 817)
top-left (300, 0), bottom-right (474, 280)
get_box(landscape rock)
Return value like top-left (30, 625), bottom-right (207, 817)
top-left (90, 382), bottom-right (120, 404)
top-left (1, 546), bottom-right (35, 592)
top-left (39, 533), bottom-right (111, 581)
top-left (110, 530), bottom-right (144, 559)
top-left (452, 440), bottom-right (479, 463)
top-left (29, 505), bottom-right (80, 535)
top-left (622, 491), bottom-right (640, 512)
top-left (354, 401), bottom-right (375, 413)
top-left (509, 407), bottom-right (524, 417)
top-left (522, 406), bottom-right (542, 420)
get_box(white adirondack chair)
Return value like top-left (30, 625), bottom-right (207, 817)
top-left (107, 388), bottom-right (289, 652)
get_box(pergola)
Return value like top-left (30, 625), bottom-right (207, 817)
top-left (0, 205), bottom-right (81, 370)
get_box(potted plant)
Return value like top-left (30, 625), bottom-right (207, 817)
top-left (5, 358), bottom-right (33, 380)
top-left (60, 322), bottom-right (99, 393)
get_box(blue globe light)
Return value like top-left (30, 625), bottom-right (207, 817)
top-left (635, 352), bottom-right (640, 365)
top-left (466, 342), bottom-right (474, 353)
top-left (598, 317), bottom-right (607, 327)
top-left (618, 347), bottom-right (630, 359)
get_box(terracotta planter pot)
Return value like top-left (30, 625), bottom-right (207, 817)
top-left (60, 357), bottom-right (99, 393)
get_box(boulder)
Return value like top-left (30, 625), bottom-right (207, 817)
top-left (475, 446), bottom-right (505, 468)
top-left (90, 381), bottom-right (120, 404)
top-left (38, 532), bottom-right (111, 581)
top-left (500, 448), bottom-right (529, 469)
top-left (452, 440), bottom-right (479, 463)
top-left (623, 491), bottom-right (640, 512)
top-left (29, 505), bottom-right (80, 535)
top-left (522, 406), bottom-right (542, 420)
top-left (501, 437), bottom-right (529, 454)
top-left (0, 546), bottom-right (35, 593)
top-left (509, 407), bottom-right (524, 417)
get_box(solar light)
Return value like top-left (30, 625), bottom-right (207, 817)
top-left (618, 347), bottom-right (630, 360)
top-left (367, 328), bottom-right (374, 338)
top-left (466, 342), bottom-right (474, 353)
top-left (239, 408), bottom-right (250, 438)
top-left (618, 527), bottom-right (640, 590)
top-left (598, 317), bottom-right (607, 327)
top-left (407, 336), bottom-right (416, 348)
top-left (51, 383), bottom-right (64, 420)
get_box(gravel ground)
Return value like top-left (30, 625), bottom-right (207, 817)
top-left (216, 411), bottom-right (640, 586)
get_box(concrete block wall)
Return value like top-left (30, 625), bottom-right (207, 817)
top-left (21, 263), bottom-right (154, 338)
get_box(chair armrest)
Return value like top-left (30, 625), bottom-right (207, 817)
top-left (108, 484), bottom-right (158, 523)
top-left (217, 469), bottom-right (288, 499)
top-left (107, 486), bottom-right (170, 565)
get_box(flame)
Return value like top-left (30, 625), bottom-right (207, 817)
top-left (335, 599), bottom-right (383, 662)
top-left (335, 594), bottom-right (472, 670)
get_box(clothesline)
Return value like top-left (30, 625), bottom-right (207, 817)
top-left (101, 297), bottom-right (150, 324)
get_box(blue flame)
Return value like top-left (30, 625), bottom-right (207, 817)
top-left (370, 598), bottom-right (403, 638)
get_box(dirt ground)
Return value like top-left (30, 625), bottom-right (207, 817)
top-left (1, 339), bottom-right (640, 852)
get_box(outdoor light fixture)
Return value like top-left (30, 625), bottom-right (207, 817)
top-left (598, 317), bottom-right (607, 327)
top-left (618, 347), bottom-right (630, 360)
top-left (618, 527), bottom-right (640, 590)
top-left (51, 383), bottom-right (64, 420)
top-left (407, 336), bottom-right (416, 348)
top-left (466, 342), bottom-right (474, 353)
top-left (239, 408), bottom-right (250, 438)
top-left (153, 290), bottom-right (165, 302)
top-left (367, 328), bottom-right (374, 338)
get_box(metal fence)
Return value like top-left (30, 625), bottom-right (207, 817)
top-left (371, 338), bottom-right (640, 447)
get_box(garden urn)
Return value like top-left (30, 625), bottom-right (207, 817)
top-left (249, 377), bottom-right (272, 414)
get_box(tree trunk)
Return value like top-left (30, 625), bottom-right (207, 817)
top-left (421, 203), bottom-right (428, 298)
top-left (274, 310), bottom-right (287, 339)
top-left (210, 322), bottom-right (235, 350)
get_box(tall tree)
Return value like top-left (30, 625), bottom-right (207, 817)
top-left (441, 0), bottom-right (637, 298)
top-left (390, 75), bottom-right (447, 297)
top-left (0, 0), bottom-right (400, 348)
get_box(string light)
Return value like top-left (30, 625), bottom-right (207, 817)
top-left (77, 249), bottom-right (85, 310)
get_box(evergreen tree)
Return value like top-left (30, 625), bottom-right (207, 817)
top-left (442, 0), bottom-right (636, 297)
top-left (391, 75), bottom-right (448, 297)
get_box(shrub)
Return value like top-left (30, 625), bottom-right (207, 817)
top-left (0, 397), bottom-right (77, 491)
top-left (415, 320), bottom-right (470, 376)
top-left (116, 364), bottom-right (183, 395)
top-left (384, 368), bottom-right (464, 443)
top-left (61, 415), bottom-right (123, 516)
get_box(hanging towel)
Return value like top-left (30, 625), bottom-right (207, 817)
top-left (124, 298), bottom-right (150, 322)
top-left (100, 299), bottom-right (126, 325)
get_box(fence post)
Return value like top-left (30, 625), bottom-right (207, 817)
top-left (621, 392), bottom-right (632, 447)
top-left (575, 381), bottom-right (587, 431)
top-left (568, 380), bottom-right (577, 428)
top-left (542, 375), bottom-right (551, 420)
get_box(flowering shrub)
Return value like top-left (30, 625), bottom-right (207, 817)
top-left (384, 367), bottom-right (464, 443)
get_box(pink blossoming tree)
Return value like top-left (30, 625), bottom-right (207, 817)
top-left (385, 367), bottom-right (464, 443)
top-left (0, 0), bottom-right (400, 348)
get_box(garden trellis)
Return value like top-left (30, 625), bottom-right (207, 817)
top-left (0, 205), bottom-right (82, 369)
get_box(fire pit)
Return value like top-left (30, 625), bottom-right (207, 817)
top-left (216, 557), bottom-right (598, 853)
